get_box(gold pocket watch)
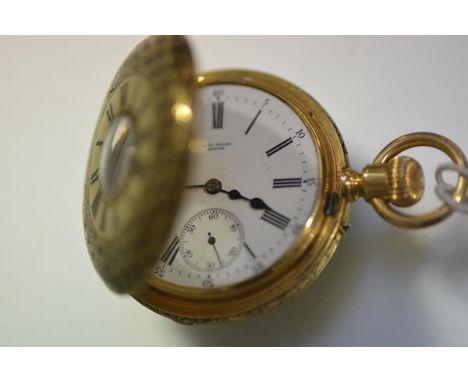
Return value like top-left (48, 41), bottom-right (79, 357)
top-left (83, 36), bottom-right (468, 324)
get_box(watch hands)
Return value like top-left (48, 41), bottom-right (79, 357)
top-left (186, 178), bottom-right (271, 211)
top-left (207, 232), bottom-right (223, 267)
top-left (223, 189), bottom-right (271, 210)
top-left (244, 242), bottom-right (256, 259)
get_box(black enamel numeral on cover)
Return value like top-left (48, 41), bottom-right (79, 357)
top-left (90, 168), bottom-right (99, 185)
top-left (91, 189), bottom-right (101, 216)
top-left (106, 103), bottom-right (114, 122)
top-left (120, 82), bottom-right (128, 107)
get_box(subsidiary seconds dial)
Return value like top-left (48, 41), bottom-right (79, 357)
top-left (180, 208), bottom-right (245, 273)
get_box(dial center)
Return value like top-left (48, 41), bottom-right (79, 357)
top-left (99, 114), bottom-right (136, 197)
top-left (207, 232), bottom-right (216, 245)
top-left (205, 178), bottom-right (222, 194)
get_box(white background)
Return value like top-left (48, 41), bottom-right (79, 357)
top-left (1, 36), bottom-right (468, 346)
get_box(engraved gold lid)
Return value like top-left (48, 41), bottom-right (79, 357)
top-left (83, 36), bottom-right (195, 293)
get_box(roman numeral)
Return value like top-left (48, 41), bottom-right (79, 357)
top-left (91, 189), bottom-right (101, 217)
top-left (161, 236), bottom-right (179, 265)
top-left (245, 109), bottom-right (262, 135)
top-left (273, 177), bottom-right (302, 188)
top-left (98, 204), bottom-right (108, 230)
top-left (90, 168), bottom-right (99, 185)
top-left (261, 209), bottom-right (290, 230)
top-left (90, 190), bottom-right (113, 231)
top-left (120, 82), bottom-right (128, 107)
top-left (106, 103), bottom-right (114, 122)
top-left (212, 102), bottom-right (224, 129)
top-left (265, 137), bottom-right (293, 157)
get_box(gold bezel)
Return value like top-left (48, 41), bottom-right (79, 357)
top-left (132, 69), bottom-right (351, 323)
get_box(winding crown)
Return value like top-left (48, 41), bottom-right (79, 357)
top-left (342, 156), bottom-right (425, 207)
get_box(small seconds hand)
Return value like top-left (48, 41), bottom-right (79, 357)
top-left (207, 232), bottom-right (223, 267)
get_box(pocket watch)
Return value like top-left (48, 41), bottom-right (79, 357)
top-left (83, 36), bottom-right (468, 324)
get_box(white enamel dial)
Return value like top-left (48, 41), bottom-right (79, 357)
top-left (152, 83), bottom-right (321, 288)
